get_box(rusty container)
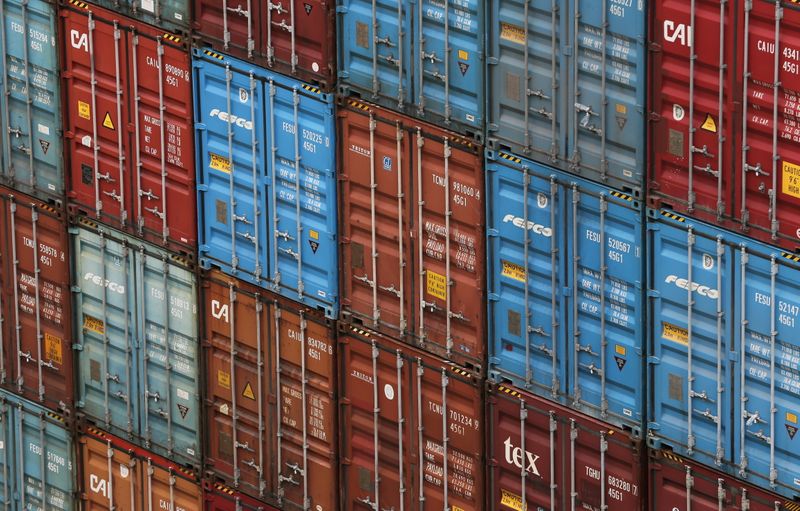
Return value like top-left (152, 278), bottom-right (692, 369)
top-left (78, 426), bottom-right (203, 510)
top-left (0, 185), bottom-right (73, 413)
top-left (486, 382), bottom-right (645, 511)
top-left (204, 481), bottom-right (281, 511)
top-left (60, 1), bottom-right (196, 258)
top-left (339, 325), bottom-right (484, 511)
top-left (339, 99), bottom-right (485, 373)
top-left (202, 269), bottom-right (337, 510)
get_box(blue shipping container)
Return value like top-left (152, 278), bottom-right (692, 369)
top-left (71, 219), bottom-right (200, 468)
top-left (487, 150), bottom-right (644, 432)
top-left (649, 209), bottom-right (800, 500)
top-left (0, 0), bottom-right (62, 202)
top-left (0, 390), bottom-right (75, 510)
top-left (486, 0), bottom-right (645, 192)
top-left (337, 0), bottom-right (484, 141)
top-left (193, 48), bottom-right (339, 318)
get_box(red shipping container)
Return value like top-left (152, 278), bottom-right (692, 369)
top-left (61, 1), bottom-right (196, 257)
top-left (486, 383), bottom-right (644, 511)
top-left (202, 269), bottom-right (337, 510)
top-left (649, 1), bottom-right (800, 251)
top-left (192, 0), bottom-right (335, 89)
top-left (648, 449), bottom-right (800, 511)
top-left (339, 99), bottom-right (485, 372)
top-left (339, 326), bottom-right (484, 511)
top-left (0, 186), bottom-right (73, 413)
top-left (204, 481), bottom-right (280, 511)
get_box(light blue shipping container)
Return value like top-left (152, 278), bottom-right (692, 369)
top-left (487, 150), bottom-right (644, 432)
top-left (337, 0), bottom-right (484, 141)
top-left (71, 220), bottom-right (200, 468)
top-left (487, 0), bottom-right (645, 192)
top-left (193, 48), bottom-right (339, 318)
top-left (0, 0), bottom-right (62, 202)
top-left (0, 390), bottom-right (75, 510)
top-left (649, 209), bottom-right (800, 500)
top-left (84, 0), bottom-right (189, 34)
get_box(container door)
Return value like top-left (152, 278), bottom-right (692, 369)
top-left (568, 0), bottom-right (645, 192)
top-left (568, 183), bottom-right (642, 430)
top-left (130, 32), bottom-right (196, 252)
top-left (80, 433), bottom-right (139, 510)
top-left (648, 213), bottom-right (733, 468)
top-left (195, 51), bottom-right (269, 285)
top-left (337, 0), bottom-right (411, 110)
top-left (649, 452), bottom-right (736, 511)
top-left (73, 224), bottom-right (139, 441)
top-left (144, 459), bottom-right (203, 511)
top-left (266, 0), bottom-right (332, 86)
top-left (138, 250), bottom-right (199, 467)
top-left (127, 0), bottom-right (188, 33)
top-left (486, 155), bottom-right (565, 398)
top-left (63, 8), bottom-right (130, 225)
top-left (414, 0), bottom-right (483, 137)
top-left (267, 80), bottom-right (337, 316)
top-left (0, 0), bottom-right (61, 199)
top-left (486, 0), bottom-right (565, 161)
top-left (193, 0), bottom-right (257, 61)
top-left (5, 198), bottom-right (72, 411)
top-left (414, 131), bottom-right (485, 370)
top-left (735, 249), bottom-right (800, 497)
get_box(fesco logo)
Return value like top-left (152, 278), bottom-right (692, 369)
top-left (502, 214), bottom-right (552, 238)
top-left (664, 274), bottom-right (719, 299)
top-left (84, 272), bottom-right (125, 295)
top-left (209, 108), bottom-right (253, 130)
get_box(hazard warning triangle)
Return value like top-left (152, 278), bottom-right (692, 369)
top-left (242, 382), bottom-right (256, 400)
top-left (102, 112), bottom-right (115, 130)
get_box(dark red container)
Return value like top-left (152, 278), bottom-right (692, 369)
top-left (339, 325), bottom-right (484, 511)
top-left (61, 1), bottom-right (196, 257)
top-left (202, 269), bottom-right (337, 510)
top-left (339, 99), bottom-right (485, 372)
top-left (649, 0), bottom-right (800, 252)
top-left (204, 481), bottom-right (280, 511)
top-left (649, 449), bottom-right (800, 511)
top-left (192, 0), bottom-right (335, 89)
top-left (486, 382), bottom-right (644, 511)
top-left (0, 186), bottom-right (73, 413)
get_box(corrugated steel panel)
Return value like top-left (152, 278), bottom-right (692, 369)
top-left (73, 0), bottom-right (189, 34)
top-left (487, 151), bottom-right (644, 431)
top-left (194, 48), bottom-right (338, 318)
top-left (71, 219), bottom-right (200, 468)
top-left (337, 0), bottom-right (484, 140)
top-left (0, 0), bottom-right (62, 202)
top-left (487, 0), bottom-right (646, 192)
top-left (204, 481), bottom-right (281, 511)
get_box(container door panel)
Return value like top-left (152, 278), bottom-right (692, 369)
top-left (81, 433), bottom-right (139, 511)
top-left (267, 0), bottom-right (331, 85)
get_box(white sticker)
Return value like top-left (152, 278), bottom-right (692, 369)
top-left (466, 113), bottom-right (475, 122)
top-left (239, 88), bottom-right (249, 103)
top-left (384, 384), bottom-right (395, 401)
top-left (0, 441), bottom-right (4, 450)
top-left (673, 104), bottom-right (685, 122)
top-left (318, 290), bottom-right (326, 298)
top-left (141, 0), bottom-right (154, 12)
top-left (81, 135), bottom-right (92, 147)
top-left (220, 403), bottom-right (229, 416)
top-left (623, 408), bottom-right (632, 417)
top-left (119, 464), bottom-right (129, 478)
top-left (702, 254), bottom-right (714, 270)
top-left (37, 124), bottom-right (50, 135)
top-left (312, 62), bottom-right (320, 72)
top-left (537, 192), bottom-right (548, 208)
top-left (48, 183), bottom-right (55, 191)
top-left (174, 12), bottom-right (183, 20)
top-left (187, 448), bottom-right (195, 456)
top-left (177, 388), bottom-right (189, 400)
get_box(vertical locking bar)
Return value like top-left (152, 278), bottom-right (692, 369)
top-left (686, 228), bottom-right (695, 453)
top-left (20, 1), bottom-right (34, 185)
top-left (716, 1), bottom-right (726, 217)
top-left (522, 0), bottom-right (531, 150)
top-left (106, 439), bottom-right (114, 510)
top-left (519, 400), bottom-right (528, 511)
top-left (599, 0), bottom-right (608, 179)
top-left (289, 0), bottom-right (297, 72)
top-left (15, 404), bottom-right (24, 510)
top-left (256, 296), bottom-right (265, 496)
top-left (371, 0), bottom-right (379, 96)
top-left (715, 237), bottom-right (724, 464)
top-left (522, 167), bottom-right (532, 385)
top-left (548, 412), bottom-right (556, 511)
top-left (161, 257), bottom-right (174, 454)
top-left (396, 125), bottom-right (406, 331)
top-left (416, 361), bottom-right (425, 507)
top-left (600, 431), bottom-right (607, 511)
top-left (371, 341), bottom-right (381, 508)
top-left (274, 302), bottom-right (284, 503)
top-left (417, 130), bottom-right (426, 340)
top-left (300, 313), bottom-right (310, 510)
top-left (113, 24), bottom-right (126, 225)
top-left (396, 0), bottom-right (404, 107)
top-left (101, 233), bottom-right (111, 427)
top-left (223, 0), bottom-right (230, 47)
top-left (769, 2), bottom-right (782, 239)
top-left (157, 38), bottom-right (168, 240)
top-left (369, 115), bottom-right (379, 324)
top-left (716, 479), bottom-right (724, 511)
top-left (740, 1), bottom-right (752, 226)
top-left (599, 195), bottom-right (608, 417)
top-left (139, 247), bottom-right (150, 444)
top-left (270, 82), bottom-right (279, 285)
top-left (570, 0), bottom-right (580, 167)
top-left (768, 255), bottom-right (777, 486)
top-left (569, 419), bottom-right (577, 510)
top-left (440, 369), bottom-right (450, 511)
top-left (225, 65), bottom-right (238, 271)
top-left (229, 282), bottom-right (240, 484)
top-left (417, 0), bottom-right (424, 112)
top-left (548, 0), bottom-right (558, 157)
top-left (443, 140), bottom-right (453, 356)
top-left (266, 0), bottom-right (274, 63)
top-left (32, 209), bottom-right (44, 400)
top-left (396, 352), bottom-right (406, 510)
top-left (293, 89), bottom-right (304, 297)
top-left (571, 186), bottom-right (581, 406)
top-left (38, 411), bottom-right (47, 508)
top-left (0, 0), bottom-right (12, 182)
top-left (10, 202), bottom-right (22, 391)
top-left (87, 14), bottom-right (102, 217)
top-left (132, 35), bottom-right (145, 233)
top-left (443, 0), bottom-right (451, 122)
top-left (123, 244), bottom-right (133, 433)
top-left (247, 0), bottom-right (253, 57)
top-left (739, 246), bottom-right (749, 476)
top-left (250, 74), bottom-right (260, 279)
top-left (549, 178), bottom-right (559, 397)
top-left (687, 0), bottom-right (698, 211)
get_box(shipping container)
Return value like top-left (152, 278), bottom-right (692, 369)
top-left (486, 150), bottom-right (644, 432)
top-left (649, 449), bottom-right (800, 511)
top-left (194, 48), bottom-right (339, 318)
top-left (79, 426), bottom-right (203, 510)
top-left (0, 186), bottom-right (74, 413)
top-left (486, 0), bottom-right (646, 193)
top-left (75, 0), bottom-right (190, 35)
top-left (61, 1), bottom-right (196, 257)
top-left (192, 0), bottom-right (336, 89)
top-left (71, 219), bottom-right (200, 468)
top-left (0, 0), bottom-right (63, 203)
top-left (339, 326), bottom-right (484, 511)
top-left (204, 481), bottom-right (281, 511)
top-left (486, 382), bottom-right (644, 511)
top-left (649, 0), bottom-right (800, 253)
top-left (339, 99), bottom-right (485, 371)
top-left (337, 0), bottom-right (484, 140)
top-left (648, 208), bottom-right (800, 500)
top-left (0, 390), bottom-right (76, 510)
top-left (202, 269), bottom-right (337, 510)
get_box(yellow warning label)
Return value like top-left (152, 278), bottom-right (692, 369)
top-left (500, 489), bottom-right (527, 511)
top-left (662, 322), bottom-right (689, 345)
top-left (615, 103), bottom-right (627, 115)
top-left (782, 161), bottom-right (800, 199)
top-left (83, 314), bottom-right (105, 335)
top-left (701, 114), bottom-right (717, 133)
top-left (615, 344), bottom-right (627, 356)
top-left (242, 382), bottom-right (255, 400)
top-left (499, 22), bottom-right (525, 45)
top-left (457, 50), bottom-right (468, 61)
top-left (426, 270), bottom-right (447, 301)
top-left (310, 229), bottom-right (319, 240)
top-left (78, 101), bottom-right (91, 120)
top-left (501, 260), bottom-right (527, 282)
top-left (209, 152), bottom-right (231, 173)
top-left (217, 370), bottom-right (230, 390)
top-left (452, 506), bottom-right (465, 511)
top-left (788, 412), bottom-right (798, 424)
top-left (102, 112), bottom-right (115, 130)
top-left (44, 333), bottom-right (62, 365)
